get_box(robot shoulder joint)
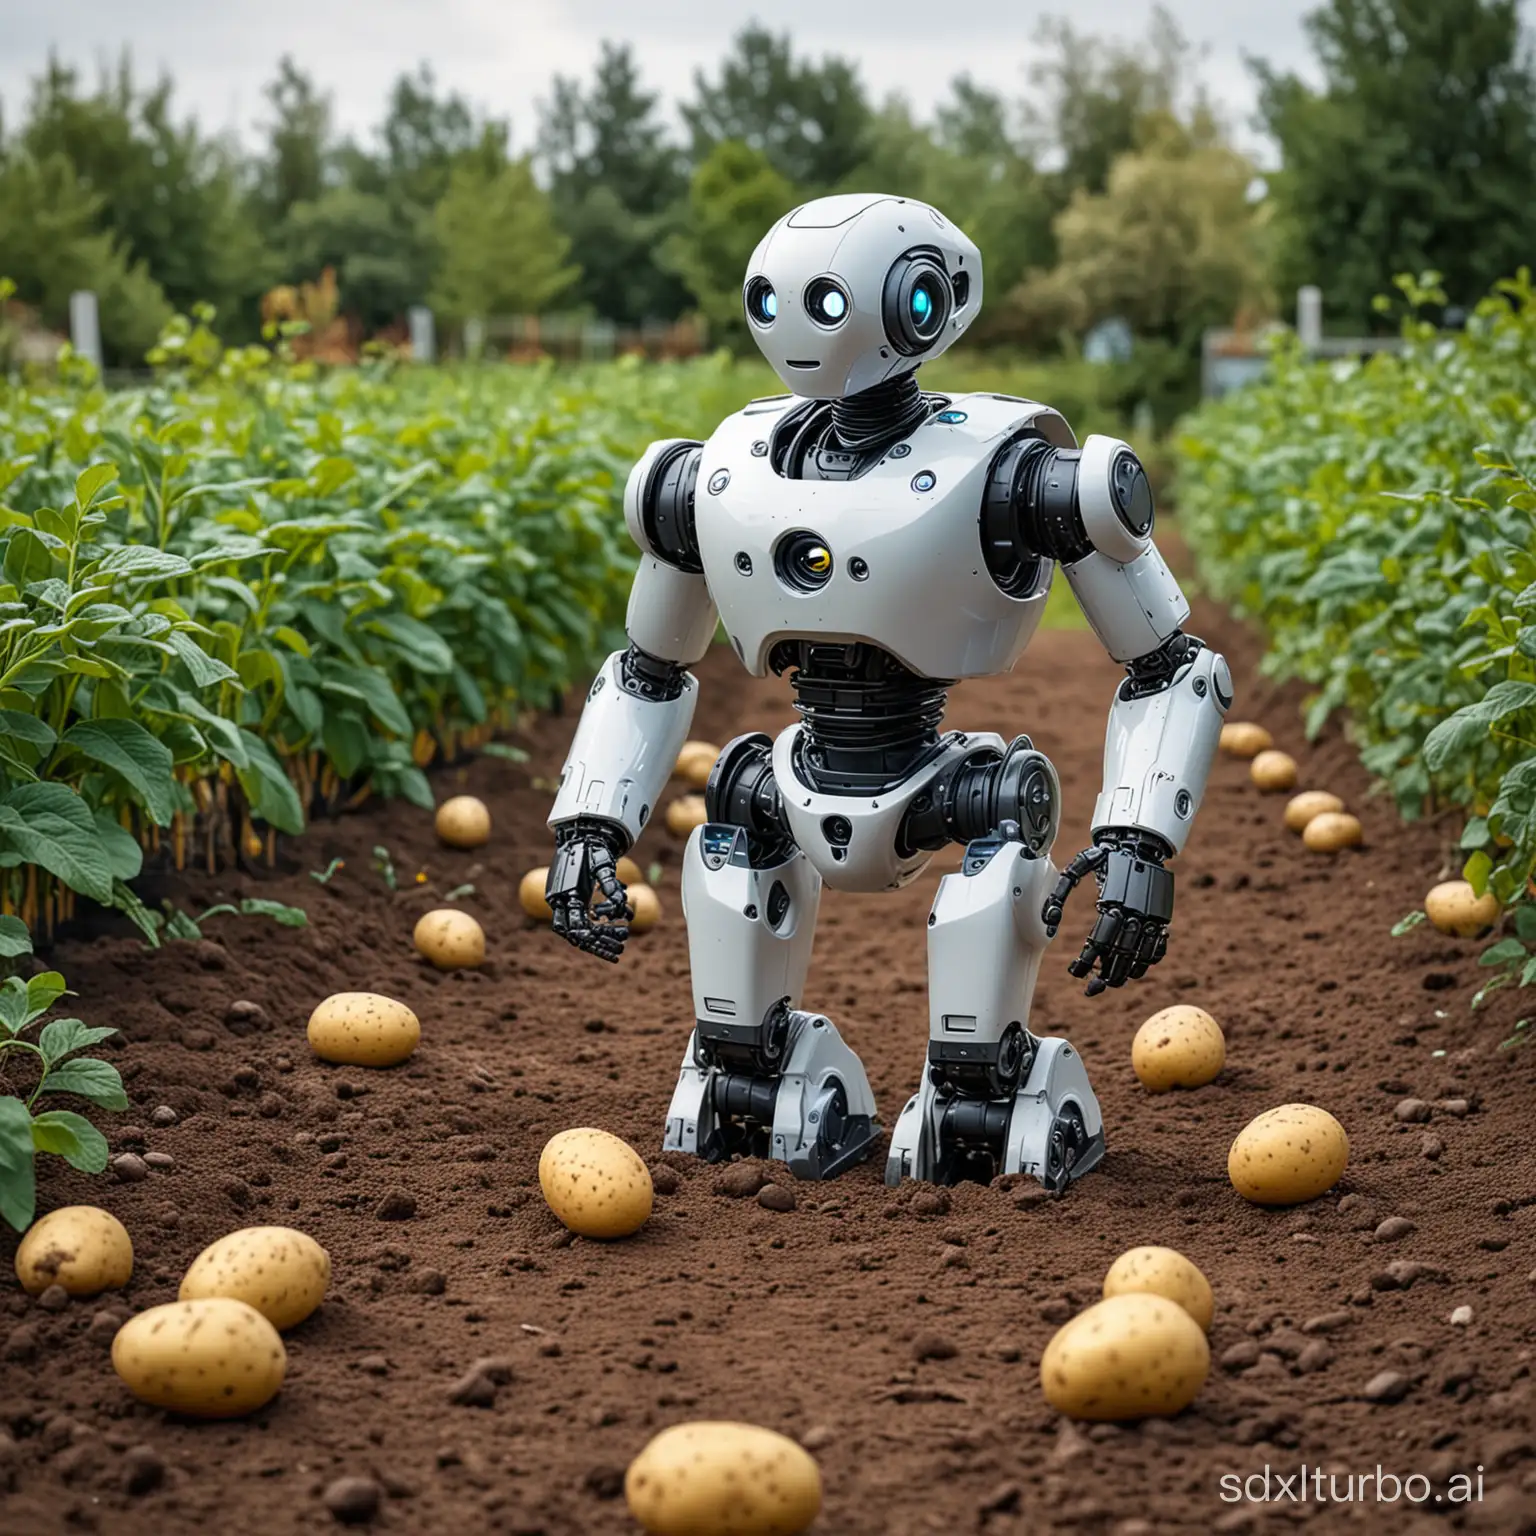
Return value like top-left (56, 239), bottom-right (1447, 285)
top-left (624, 438), bottom-right (704, 572)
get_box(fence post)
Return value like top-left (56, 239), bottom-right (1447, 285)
top-left (1296, 286), bottom-right (1323, 350)
top-left (464, 317), bottom-right (485, 361)
top-left (69, 291), bottom-right (103, 371)
top-left (408, 306), bottom-right (436, 363)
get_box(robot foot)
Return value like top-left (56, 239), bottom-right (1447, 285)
top-left (663, 1010), bottom-right (879, 1181)
top-left (884, 1034), bottom-right (1104, 1193)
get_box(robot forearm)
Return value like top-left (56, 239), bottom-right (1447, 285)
top-left (1090, 637), bottom-right (1231, 856)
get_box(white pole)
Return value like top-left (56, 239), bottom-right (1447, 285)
top-left (408, 306), bottom-right (436, 364)
top-left (1296, 286), bottom-right (1323, 349)
top-left (69, 291), bottom-right (103, 371)
top-left (463, 317), bottom-right (485, 361)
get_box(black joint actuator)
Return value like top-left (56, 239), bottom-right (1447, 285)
top-left (1096, 844), bottom-right (1174, 920)
top-left (641, 442), bottom-right (704, 572)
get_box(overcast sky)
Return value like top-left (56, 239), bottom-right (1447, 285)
top-left (3, 0), bottom-right (1324, 158)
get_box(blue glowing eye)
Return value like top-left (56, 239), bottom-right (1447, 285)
top-left (912, 288), bottom-right (932, 319)
top-left (765, 291), bottom-right (778, 318)
top-left (822, 290), bottom-right (845, 320)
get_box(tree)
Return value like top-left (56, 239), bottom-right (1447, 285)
top-left (1255, 0), bottom-right (1536, 327)
top-left (0, 151), bottom-right (171, 364)
top-left (255, 57), bottom-right (333, 225)
top-left (429, 156), bottom-right (579, 324)
top-left (661, 141), bottom-right (799, 346)
top-left (537, 44), bottom-right (689, 324)
top-left (682, 26), bottom-right (869, 191)
top-left (20, 56), bottom-right (269, 329)
top-left (1008, 112), bottom-right (1271, 409)
top-left (281, 187), bottom-right (423, 332)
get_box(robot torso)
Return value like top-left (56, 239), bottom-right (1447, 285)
top-left (693, 392), bottom-right (1077, 679)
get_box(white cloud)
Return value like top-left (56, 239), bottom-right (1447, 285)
top-left (2, 0), bottom-right (1319, 158)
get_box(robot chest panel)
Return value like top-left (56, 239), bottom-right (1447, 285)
top-left (694, 431), bottom-right (1048, 679)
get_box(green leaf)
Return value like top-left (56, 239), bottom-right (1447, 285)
top-left (0, 784), bottom-right (115, 905)
top-left (235, 730), bottom-right (305, 834)
top-left (30, 1110), bottom-right (108, 1174)
top-left (0, 977), bottom-right (28, 1034)
top-left (166, 629), bottom-right (240, 687)
top-left (0, 710), bottom-right (56, 749)
top-left (271, 626), bottom-right (311, 658)
top-left (1391, 910), bottom-right (1427, 936)
top-left (39, 1057), bottom-right (129, 1110)
top-left (0, 1095), bottom-right (37, 1232)
top-left (96, 546), bottom-right (193, 582)
top-left (1480, 937), bottom-right (1528, 968)
top-left (64, 718), bottom-right (177, 825)
top-left (37, 1018), bottom-right (116, 1065)
top-left (0, 915), bottom-right (32, 959)
top-left (239, 897), bottom-right (308, 927)
top-left (74, 463), bottom-right (118, 512)
top-left (4, 528), bottom-right (55, 587)
top-left (25, 971), bottom-right (68, 1023)
top-left (93, 812), bottom-right (144, 882)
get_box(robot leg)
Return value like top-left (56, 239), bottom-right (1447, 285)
top-left (885, 837), bottom-right (1105, 1192)
top-left (662, 754), bottom-right (878, 1179)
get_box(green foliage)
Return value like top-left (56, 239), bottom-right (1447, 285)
top-left (430, 157), bottom-right (579, 325)
top-left (1176, 269), bottom-right (1536, 1003)
top-left (662, 143), bottom-right (799, 346)
top-left (0, 941), bottom-right (122, 1232)
top-left (1257, 0), bottom-right (1536, 329)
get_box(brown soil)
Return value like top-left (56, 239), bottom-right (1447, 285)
top-left (3, 584), bottom-right (1535, 1536)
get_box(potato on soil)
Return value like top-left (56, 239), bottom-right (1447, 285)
top-left (307, 991), bottom-right (420, 1067)
top-left (1302, 811), bottom-right (1363, 852)
top-left (617, 855), bottom-right (644, 887)
top-left (625, 1420), bottom-right (822, 1536)
top-left (1228, 1103), bottom-right (1349, 1206)
top-left (1131, 1005), bottom-right (1225, 1092)
top-left (435, 794), bottom-right (491, 848)
top-left (539, 1127), bottom-right (653, 1239)
top-left (1103, 1246), bottom-right (1215, 1331)
top-left (413, 907), bottom-right (485, 969)
top-left (519, 867), bottom-right (554, 921)
top-left (1249, 749), bottom-right (1298, 791)
top-left (1284, 790), bottom-right (1344, 833)
top-left (179, 1227), bottom-right (330, 1331)
top-left (15, 1206), bottom-right (133, 1297)
top-left (1219, 721), bottom-right (1273, 759)
top-left (1424, 879), bottom-right (1501, 938)
top-left (627, 883), bottom-right (661, 933)
top-left (674, 740), bottom-right (721, 790)
top-left (112, 1298), bottom-right (286, 1418)
top-left (1040, 1292), bottom-right (1210, 1421)
top-left (665, 794), bottom-right (708, 838)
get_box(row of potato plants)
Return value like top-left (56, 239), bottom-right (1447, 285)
top-left (0, 295), bottom-right (761, 943)
top-left (1175, 272), bottom-right (1536, 1035)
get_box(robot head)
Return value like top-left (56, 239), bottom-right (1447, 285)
top-left (742, 193), bottom-right (983, 399)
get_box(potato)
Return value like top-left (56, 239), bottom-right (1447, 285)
top-left (179, 1226), bottom-right (331, 1331)
top-left (625, 1421), bottom-right (822, 1536)
top-left (15, 1206), bottom-right (133, 1297)
top-left (1302, 811), bottom-right (1363, 852)
top-left (539, 1127), bottom-right (653, 1239)
top-left (1284, 790), bottom-right (1344, 833)
top-left (1040, 1293), bottom-right (1210, 1421)
top-left (627, 883), bottom-right (661, 933)
top-left (520, 866), bottom-right (554, 921)
top-left (307, 991), bottom-right (420, 1067)
top-left (1249, 749), bottom-right (1298, 792)
top-left (435, 794), bottom-right (490, 849)
top-left (1103, 1246), bottom-right (1215, 1331)
top-left (675, 740), bottom-right (721, 790)
top-left (413, 907), bottom-right (485, 969)
top-left (1228, 1103), bottom-right (1349, 1206)
top-left (1424, 879), bottom-right (1501, 938)
top-left (617, 855), bottom-right (644, 887)
top-left (1219, 721), bottom-right (1273, 759)
top-left (1131, 1005), bottom-right (1225, 1093)
top-left (665, 794), bottom-right (709, 838)
top-left (112, 1299), bottom-right (286, 1418)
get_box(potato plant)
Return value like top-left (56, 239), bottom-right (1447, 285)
top-left (1176, 270), bottom-right (1536, 1023)
top-left (0, 947), bottom-right (125, 1231)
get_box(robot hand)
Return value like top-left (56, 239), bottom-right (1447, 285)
top-left (547, 819), bottom-right (632, 963)
top-left (1042, 831), bottom-right (1174, 997)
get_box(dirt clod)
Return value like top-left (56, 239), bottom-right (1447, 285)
top-left (714, 1161), bottom-right (769, 1198)
top-left (1375, 1216), bottom-right (1416, 1242)
top-left (111, 1152), bottom-right (149, 1183)
top-left (374, 1189), bottom-right (417, 1221)
top-left (223, 999), bottom-right (270, 1035)
top-left (1364, 1371), bottom-right (1411, 1404)
top-left (1395, 1098), bottom-right (1431, 1123)
top-left (121, 1446), bottom-right (165, 1497)
top-left (323, 1475), bottom-right (382, 1524)
top-left (756, 1183), bottom-right (796, 1212)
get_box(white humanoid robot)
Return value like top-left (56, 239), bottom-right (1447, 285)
top-left (545, 193), bottom-right (1231, 1191)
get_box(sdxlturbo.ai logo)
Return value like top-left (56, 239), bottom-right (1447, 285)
top-left (1219, 1466), bottom-right (1485, 1506)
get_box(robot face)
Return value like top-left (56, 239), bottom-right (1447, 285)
top-left (742, 194), bottom-right (984, 399)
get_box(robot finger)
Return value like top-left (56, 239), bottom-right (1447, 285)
top-left (1068, 908), bottom-right (1122, 980)
top-left (1128, 920), bottom-right (1165, 978)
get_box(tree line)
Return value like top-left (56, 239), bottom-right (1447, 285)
top-left (2, 0), bottom-right (1534, 395)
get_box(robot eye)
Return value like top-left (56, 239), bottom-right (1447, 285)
top-left (745, 277), bottom-right (777, 326)
top-left (804, 278), bottom-right (851, 328)
top-left (881, 250), bottom-right (953, 355)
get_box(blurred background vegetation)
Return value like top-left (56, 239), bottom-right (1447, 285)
top-left (6, 0), bottom-right (1536, 424)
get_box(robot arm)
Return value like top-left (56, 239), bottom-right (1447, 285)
top-left (546, 439), bottom-right (718, 961)
top-left (996, 432), bottom-right (1231, 994)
